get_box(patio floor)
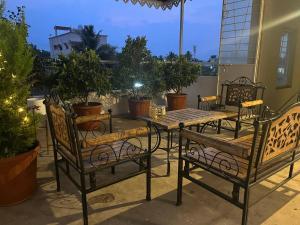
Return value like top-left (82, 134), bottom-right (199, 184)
top-left (1, 117), bottom-right (300, 225)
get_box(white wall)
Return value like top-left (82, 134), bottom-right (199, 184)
top-left (88, 76), bottom-right (218, 115)
top-left (183, 76), bottom-right (218, 108)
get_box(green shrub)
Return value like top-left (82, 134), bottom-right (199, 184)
top-left (163, 55), bottom-right (200, 94)
top-left (56, 49), bottom-right (112, 104)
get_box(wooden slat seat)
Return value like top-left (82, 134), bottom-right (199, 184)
top-left (81, 141), bottom-right (146, 172)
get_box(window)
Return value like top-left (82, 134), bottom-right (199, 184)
top-left (219, 0), bottom-right (260, 64)
top-left (277, 32), bottom-right (293, 88)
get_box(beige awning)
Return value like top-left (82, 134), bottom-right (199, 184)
top-left (118, 0), bottom-right (183, 10)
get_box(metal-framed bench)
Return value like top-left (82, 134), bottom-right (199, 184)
top-left (44, 94), bottom-right (159, 225)
top-left (177, 102), bottom-right (300, 225)
top-left (198, 77), bottom-right (266, 138)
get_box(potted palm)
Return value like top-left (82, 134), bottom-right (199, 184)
top-left (114, 36), bottom-right (164, 117)
top-left (163, 54), bottom-right (200, 110)
top-left (0, 4), bottom-right (40, 206)
top-left (56, 50), bottom-right (111, 130)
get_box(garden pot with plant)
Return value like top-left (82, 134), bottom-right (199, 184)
top-left (114, 36), bottom-right (164, 118)
top-left (56, 50), bottom-right (111, 131)
top-left (0, 4), bottom-right (41, 206)
top-left (163, 54), bottom-right (200, 111)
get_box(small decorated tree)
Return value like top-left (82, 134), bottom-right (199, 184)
top-left (0, 2), bottom-right (40, 206)
top-left (0, 4), bottom-right (37, 158)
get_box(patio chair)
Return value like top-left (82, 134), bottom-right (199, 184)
top-left (197, 76), bottom-right (266, 138)
top-left (44, 93), bottom-right (159, 225)
top-left (177, 102), bottom-right (300, 225)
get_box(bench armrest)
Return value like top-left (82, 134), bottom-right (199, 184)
top-left (198, 95), bottom-right (219, 102)
top-left (241, 100), bottom-right (263, 108)
top-left (82, 127), bottom-right (149, 148)
top-left (75, 113), bottom-right (111, 125)
top-left (181, 129), bottom-right (249, 159)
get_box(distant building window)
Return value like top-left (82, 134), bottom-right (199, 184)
top-left (277, 32), bottom-right (292, 88)
top-left (64, 43), bottom-right (69, 49)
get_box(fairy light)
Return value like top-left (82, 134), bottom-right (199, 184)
top-left (12, 73), bottom-right (16, 79)
top-left (18, 107), bottom-right (24, 113)
top-left (23, 116), bottom-right (29, 123)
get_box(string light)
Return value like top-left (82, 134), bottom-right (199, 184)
top-left (23, 116), bottom-right (29, 123)
top-left (12, 73), bottom-right (16, 79)
top-left (18, 107), bottom-right (24, 113)
top-left (4, 99), bottom-right (10, 104)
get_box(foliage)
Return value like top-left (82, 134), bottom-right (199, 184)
top-left (56, 49), bottom-right (111, 104)
top-left (0, 3), bottom-right (38, 158)
top-left (72, 25), bottom-right (101, 52)
top-left (97, 44), bottom-right (118, 61)
top-left (163, 54), bottom-right (200, 94)
top-left (29, 45), bottom-right (57, 94)
top-left (113, 36), bottom-right (164, 99)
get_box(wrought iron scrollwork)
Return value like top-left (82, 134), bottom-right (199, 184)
top-left (185, 143), bottom-right (241, 178)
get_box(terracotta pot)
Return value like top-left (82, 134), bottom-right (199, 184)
top-left (73, 102), bottom-right (102, 131)
top-left (166, 93), bottom-right (187, 111)
top-left (0, 144), bottom-right (40, 206)
top-left (128, 98), bottom-right (150, 118)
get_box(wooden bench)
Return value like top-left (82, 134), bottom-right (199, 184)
top-left (177, 102), bottom-right (300, 225)
top-left (198, 76), bottom-right (266, 138)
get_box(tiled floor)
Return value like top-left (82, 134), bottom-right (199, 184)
top-left (1, 117), bottom-right (300, 225)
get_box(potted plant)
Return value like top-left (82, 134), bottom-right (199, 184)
top-left (163, 53), bottom-right (200, 110)
top-left (114, 36), bottom-right (164, 117)
top-left (56, 49), bottom-right (111, 130)
top-left (0, 4), bottom-right (40, 206)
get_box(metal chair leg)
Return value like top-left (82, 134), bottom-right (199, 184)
top-left (80, 174), bottom-right (88, 225)
top-left (242, 187), bottom-right (250, 225)
top-left (111, 166), bottom-right (115, 174)
top-left (146, 153), bottom-right (151, 201)
top-left (232, 184), bottom-right (240, 202)
top-left (176, 158), bottom-right (184, 206)
top-left (235, 121), bottom-right (240, 139)
top-left (53, 150), bottom-right (61, 192)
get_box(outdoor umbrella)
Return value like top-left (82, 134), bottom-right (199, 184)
top-left (116, 0), bottom-right (186, 55)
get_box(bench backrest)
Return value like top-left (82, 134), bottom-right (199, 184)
top-left (45, 94), bottom-right (80, 166)
top-left (221, 77), bottom-right (265, 107)
top-left (259, 103), bottom-right (300, 163)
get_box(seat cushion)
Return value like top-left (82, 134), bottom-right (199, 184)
top-left (81, 141), bottom-right (146, 172)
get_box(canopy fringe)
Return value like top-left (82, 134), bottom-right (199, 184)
top-left (117, 0), bottom-right (183, 10)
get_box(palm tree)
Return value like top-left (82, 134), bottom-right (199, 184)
top-left (72, 25), bottom-right (101, 52)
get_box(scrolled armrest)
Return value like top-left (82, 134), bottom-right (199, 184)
top-left (198, 95), bottom-right (219, 102)
top-left (76, 113), bottom-right (110, 125)
top-left (181, 129), bottom-right (249, 159)
top-left (241, 100), bottom-right (263, 108)
top-left (82, 126), bottom-right (149, 148)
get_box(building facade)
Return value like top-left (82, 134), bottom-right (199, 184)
top-left (49, 26), bottom-right (108, 59)
top-left (218, 0), bottom-right (300, 110)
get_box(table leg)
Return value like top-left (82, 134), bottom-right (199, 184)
top-left (217, 119), bottom-right (222, 134)
top-left (166, 131), bottom-right (171, 176)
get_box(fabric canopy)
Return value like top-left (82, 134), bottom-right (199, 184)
top-left (118, 0), bottom-right (183, 10)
